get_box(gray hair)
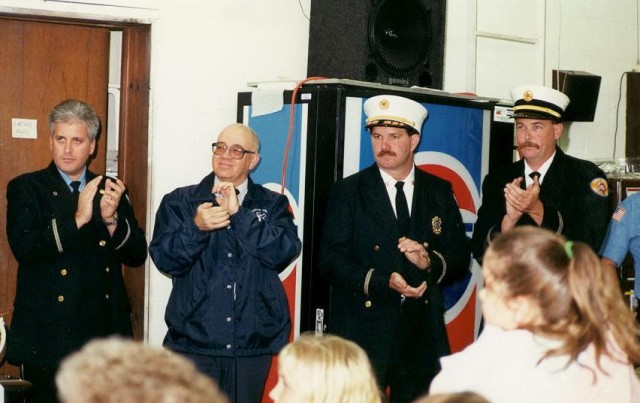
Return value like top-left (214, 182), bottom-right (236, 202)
top-left (48, 99), bottom-right (101, 141)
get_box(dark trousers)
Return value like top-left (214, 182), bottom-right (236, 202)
top-left (179, 352), bottom-right (271, 403)
top-left (381, 301), bottom-right (440, 403)
top-left (21, 364), bottom-right (58, 403)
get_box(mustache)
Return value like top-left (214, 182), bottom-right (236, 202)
top-left (518, 142), bottom-right (540, 150)
top-left (377, 150), bottom-right (396, 157)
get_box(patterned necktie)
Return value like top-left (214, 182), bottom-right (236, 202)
top-left (395, 181), bottom-right (411, 236)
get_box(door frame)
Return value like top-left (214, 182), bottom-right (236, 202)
top-left (0, 11), bottom-right (152, 342)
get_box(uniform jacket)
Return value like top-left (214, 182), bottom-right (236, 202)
top-left (599, 193), bottom-right (640, 297)
top-left (319, 164), bottom-right (470, 384)
top-left (148, 172), bottom-right (301, 357)
top-left (6, 162), bottom-right (147, 367)
top-left (471, 147), bottom-right (610, 262)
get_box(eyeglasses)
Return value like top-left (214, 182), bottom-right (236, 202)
top-left (212, 142), bottom-right (256, 160)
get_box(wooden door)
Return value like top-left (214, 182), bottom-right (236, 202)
top-left (0, 17), bottom-right (152, 376)
top-left (0, 17), bottom-right (110, 325)
top-left (118, 23), bottom-right (150, 341)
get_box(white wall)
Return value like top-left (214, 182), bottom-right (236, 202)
top-left (545, 0), bottom-right (638, 160)
top-left (445, 0), bottom-right (639, 160)
top-left (0, 0), bottom-right (637, 345)
top-left (0, 0), bottom-right (311, 345)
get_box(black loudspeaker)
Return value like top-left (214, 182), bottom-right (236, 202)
top-left (552, 70), bottom-right (601, 122)
top-left (307, 0), bottom-right (446, 89)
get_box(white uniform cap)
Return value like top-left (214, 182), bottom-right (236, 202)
top-left (364, 95), bottom-right (428, 134)
top-left (510, 84), bottom-right (570, 121)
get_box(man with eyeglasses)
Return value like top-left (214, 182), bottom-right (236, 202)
top-left (149, 123), bottom-right (302, 403)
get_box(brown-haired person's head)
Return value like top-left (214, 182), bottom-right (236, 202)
top-left (56, 337), bottom-right (229, 403)
top-left (480, 226), bottom-right (640, 370)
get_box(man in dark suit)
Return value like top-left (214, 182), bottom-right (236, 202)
top-left (471, 85), bottom-right (610, 263)
top-left (319, 95), bottom-right (470, 403)
top-left (5, 99), bottom-right (147, 402)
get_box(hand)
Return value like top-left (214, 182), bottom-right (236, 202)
top-left (397, 237), bottom-right (431, 270)
top-left (212, 181), bottom-right (239, 215)
top-left (503, 176), bottom-right (543, 226)
top-left (194, 202), bottom-right (230, 231)
top-left (501, 177), bottom-right (524, 231)
top-left (100, 177), bottom-right (126, 222)
top-left (75, 176), bottom-right (101, 228)
top-left (389, 272), bottom-right (427, 298)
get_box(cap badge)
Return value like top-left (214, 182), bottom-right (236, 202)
top-left (379, 99), bottom-right (389, 110)
top-left (523, 90), bottom-right (534, 102)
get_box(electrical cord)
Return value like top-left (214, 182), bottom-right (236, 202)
top-left (280, 76), bottom-right (327, 194)
top-left (555, 1), bottom-right (562, 87)
top-left (613, 71), bottom-right (628, 158)
top-left (298, 0), bottom-right (310, 21)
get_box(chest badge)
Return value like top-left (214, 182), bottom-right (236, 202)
top-left (252, 208), bottom-right (267, 222)
top-left (432, 216), bottom-right (442, 234)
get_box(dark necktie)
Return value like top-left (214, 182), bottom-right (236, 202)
top-left (529, 171), bottom-right (541, 181)
top-left (395, 181), bottom-right (411, 236)
top-left (70, 181), bottom-right (81, 201)
top-left (395, 181), bottom-right (420, 287)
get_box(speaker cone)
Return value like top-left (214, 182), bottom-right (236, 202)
top-left (368, 0), bottom-right (432, 76)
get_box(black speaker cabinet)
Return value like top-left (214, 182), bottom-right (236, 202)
top-left (626, 73), bottom-right (640, 157)
top-left (307, 0), bottom-right (446, 89)
top-left (552, 70), bottom-right (601, 122)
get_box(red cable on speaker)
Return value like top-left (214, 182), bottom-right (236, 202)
top-left (280, 76), bottom-right (327, 195)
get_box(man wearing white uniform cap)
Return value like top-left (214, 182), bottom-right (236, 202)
top-left (471, 84), bottom-right (610, 262)
top-left (320, 94), bottom-right (470, 402)
top-left (363, 94), bottom-right (429, 134)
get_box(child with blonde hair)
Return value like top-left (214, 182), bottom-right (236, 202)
top-left (269, 333), bottom-right (383, 403)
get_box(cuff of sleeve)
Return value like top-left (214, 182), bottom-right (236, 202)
top-left (540, 205), bottom-right (563, 234)
top-left (487, 225), bottom-right (499, 248)
top-left (364, 268), bottom-right (375, 296)
top-left (431, 250), bottom-right (447, 284)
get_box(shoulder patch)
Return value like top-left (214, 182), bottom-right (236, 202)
top-left (590, 178), bottom-right (608, 197)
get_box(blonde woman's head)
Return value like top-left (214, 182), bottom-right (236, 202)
top-left (269, 333), bottom-right (383, 403)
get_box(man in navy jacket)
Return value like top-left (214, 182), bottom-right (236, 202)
top-left (149, 123), bottom-right (301, 403)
